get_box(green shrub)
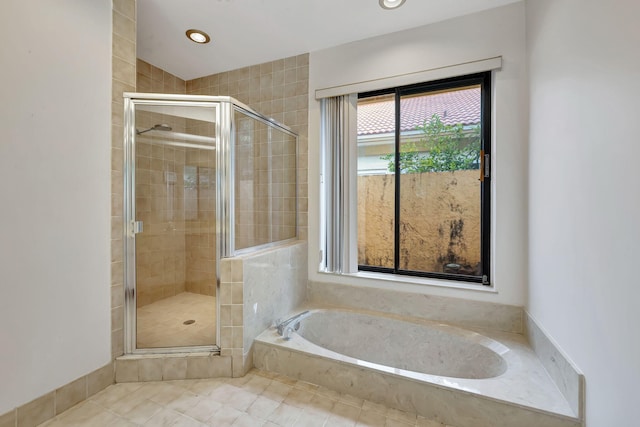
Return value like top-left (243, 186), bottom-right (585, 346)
top-left (381, 114), bottom-right (480, 173)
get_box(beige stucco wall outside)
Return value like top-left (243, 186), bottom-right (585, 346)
top-left (358, 170), bottom-right (481, 274)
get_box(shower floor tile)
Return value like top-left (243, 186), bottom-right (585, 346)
top-left (137, 292), bottom-right (216, 348)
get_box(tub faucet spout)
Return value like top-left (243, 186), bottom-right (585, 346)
top-left (276, 310), bottom-right (310, 339)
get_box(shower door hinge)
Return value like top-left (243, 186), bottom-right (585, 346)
top-left (132, 221), bottom-right (143, 234)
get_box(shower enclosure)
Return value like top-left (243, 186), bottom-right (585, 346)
top-left (123, 93), bottom-right (298, 354)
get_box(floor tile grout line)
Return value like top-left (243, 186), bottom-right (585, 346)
top-left (36, 369), bottom-right (453, 427)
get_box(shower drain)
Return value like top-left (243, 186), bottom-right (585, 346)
top-left (183, 319), bottom-right (196, 325)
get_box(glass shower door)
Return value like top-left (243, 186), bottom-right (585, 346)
top-left (127, 101), bottom-right (219, 351)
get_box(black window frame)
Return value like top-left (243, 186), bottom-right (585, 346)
top-left (357, 71), bottom-right (492, 285)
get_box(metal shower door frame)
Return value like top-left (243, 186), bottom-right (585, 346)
top-left (123, 94), bottom-right (227, 355)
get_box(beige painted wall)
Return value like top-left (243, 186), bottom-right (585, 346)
top-left (358, 170), bottom-right (481, 274)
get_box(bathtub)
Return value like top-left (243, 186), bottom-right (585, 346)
top-left (295, 310), bottom-right (507, 380)
top-left (253, 308), bottom-right (580, 427)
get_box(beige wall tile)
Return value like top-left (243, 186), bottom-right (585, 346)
top-left (111, 105), bottom-right (125, 128)
top-left (220, 282), bottom-right (232, 304)
top-left (112, 10), bottom-right (135, 42)
top-left (112, 0), bottom-right (135, 20)
top-left (138, 358), bottom-right (163, 381)
top-left (112, 80), bottom-right (134, 103)
top-left (231, 283), bottom-right (243, 304)
top-left (87, 363), bottom-right (115, 397)
top-left (231, 261), bottom-right (243, 282)
top-left (113, 33), bottom-right (135, 65)
top-left (112, 0), bottom-right (134, 363)
top-left (111, 328), bottom-right (124, 358)
top-left (231, 304), bottom-right (243, 326)
top-left (137, 73), bottom-right (151, 92)
top-left (16, 392), bottom-right (54, 427)
top-left (111, 284), bottom-right (124, 308)
top-left (232, 326), bottom-right (243, 348)
top-left (55, 377), bottom-right (87, 414)
top-left (220, 326), bottom-right (232, 348)
top-left (110, 138), bottom-right (125, 176)
top-left (212, 356), bottom-right (233, 377)
top-left (110, 261), bottom-right (124, 287)
top-left (111, 305), bottom-right (124, 332)
top-left (0, 410), bottom-right (16, 427)
top-left (137, 59), bottom-right (151, 78)
top-left (231, 356), bottom-right (244, 378)
top-left (162, 357), bottom-right (187, 380)
top-left (220, 304), bottom-right (232, 327)
top-left (112, 56), bottom-right (136, 86)
top-left (115, 359), bottom-right (139, 382)
top-left (187, 356), bottom-right (215, 379)
top-left (111, 194), bottom-right (123, 216)
top-left (1, 364), bottom-right (114, 427)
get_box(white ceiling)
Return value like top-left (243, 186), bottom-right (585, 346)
top-left (137, 0), bottom-right (520, 81)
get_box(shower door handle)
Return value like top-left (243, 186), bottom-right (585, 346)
top-left (132, 221), bottom-right (143, 234)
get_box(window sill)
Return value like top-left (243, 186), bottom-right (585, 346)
top-left (321, 270), bottom-right (497, 294)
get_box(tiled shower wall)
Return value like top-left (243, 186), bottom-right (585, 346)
top-left (234, 112), bottom-right (298, 250)
top-left (132, 56), bottom-right (309, 303)
top-left (136, 59), bottom-right (186, 94)
top-left (187, 55), bottom-right (310, 241)
top-left (134, 61), bottom-right (216, 303)
top-left (134, 113), bottom-right (189, 307)
top-left (183, 125), bottom-right (217, 297)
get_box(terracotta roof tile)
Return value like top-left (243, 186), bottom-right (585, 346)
top-left (357, 87), bottom-right (480, 135)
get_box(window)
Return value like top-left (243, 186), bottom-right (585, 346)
top-left (357, 73), bottom-right (491, 284)
top-left (320, 72), bottom-right (491, 285)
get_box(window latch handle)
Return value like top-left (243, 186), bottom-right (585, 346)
top-left (480, 151), bottom-right (490, 181)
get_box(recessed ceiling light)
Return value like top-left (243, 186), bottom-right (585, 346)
top-left (379, 0), bottom-right (406, 10)
top-left (186, 29), bottom-right (210, 44)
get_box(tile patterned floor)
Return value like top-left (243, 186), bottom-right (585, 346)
top-left (38, 369), bottom-right (457, 427)
top-left (137, 292), bottom-right (216, 348)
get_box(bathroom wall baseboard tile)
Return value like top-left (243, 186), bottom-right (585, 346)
top-left (115, 354), bottom-right (232, 382)
top-left (0, 361), bottom-right (114, 427)
top-left (0, 410), bottom-right (16, 427)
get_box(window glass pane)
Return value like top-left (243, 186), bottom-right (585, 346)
top-left (398, 86), bottom-right (482, 276)
top-left (357, 94), bottom-right (395, 269)
top-left (353, 74), bottom-right (489, 283)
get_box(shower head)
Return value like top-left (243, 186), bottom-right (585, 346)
top-left (136, 123), bottom-right (173, 135)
